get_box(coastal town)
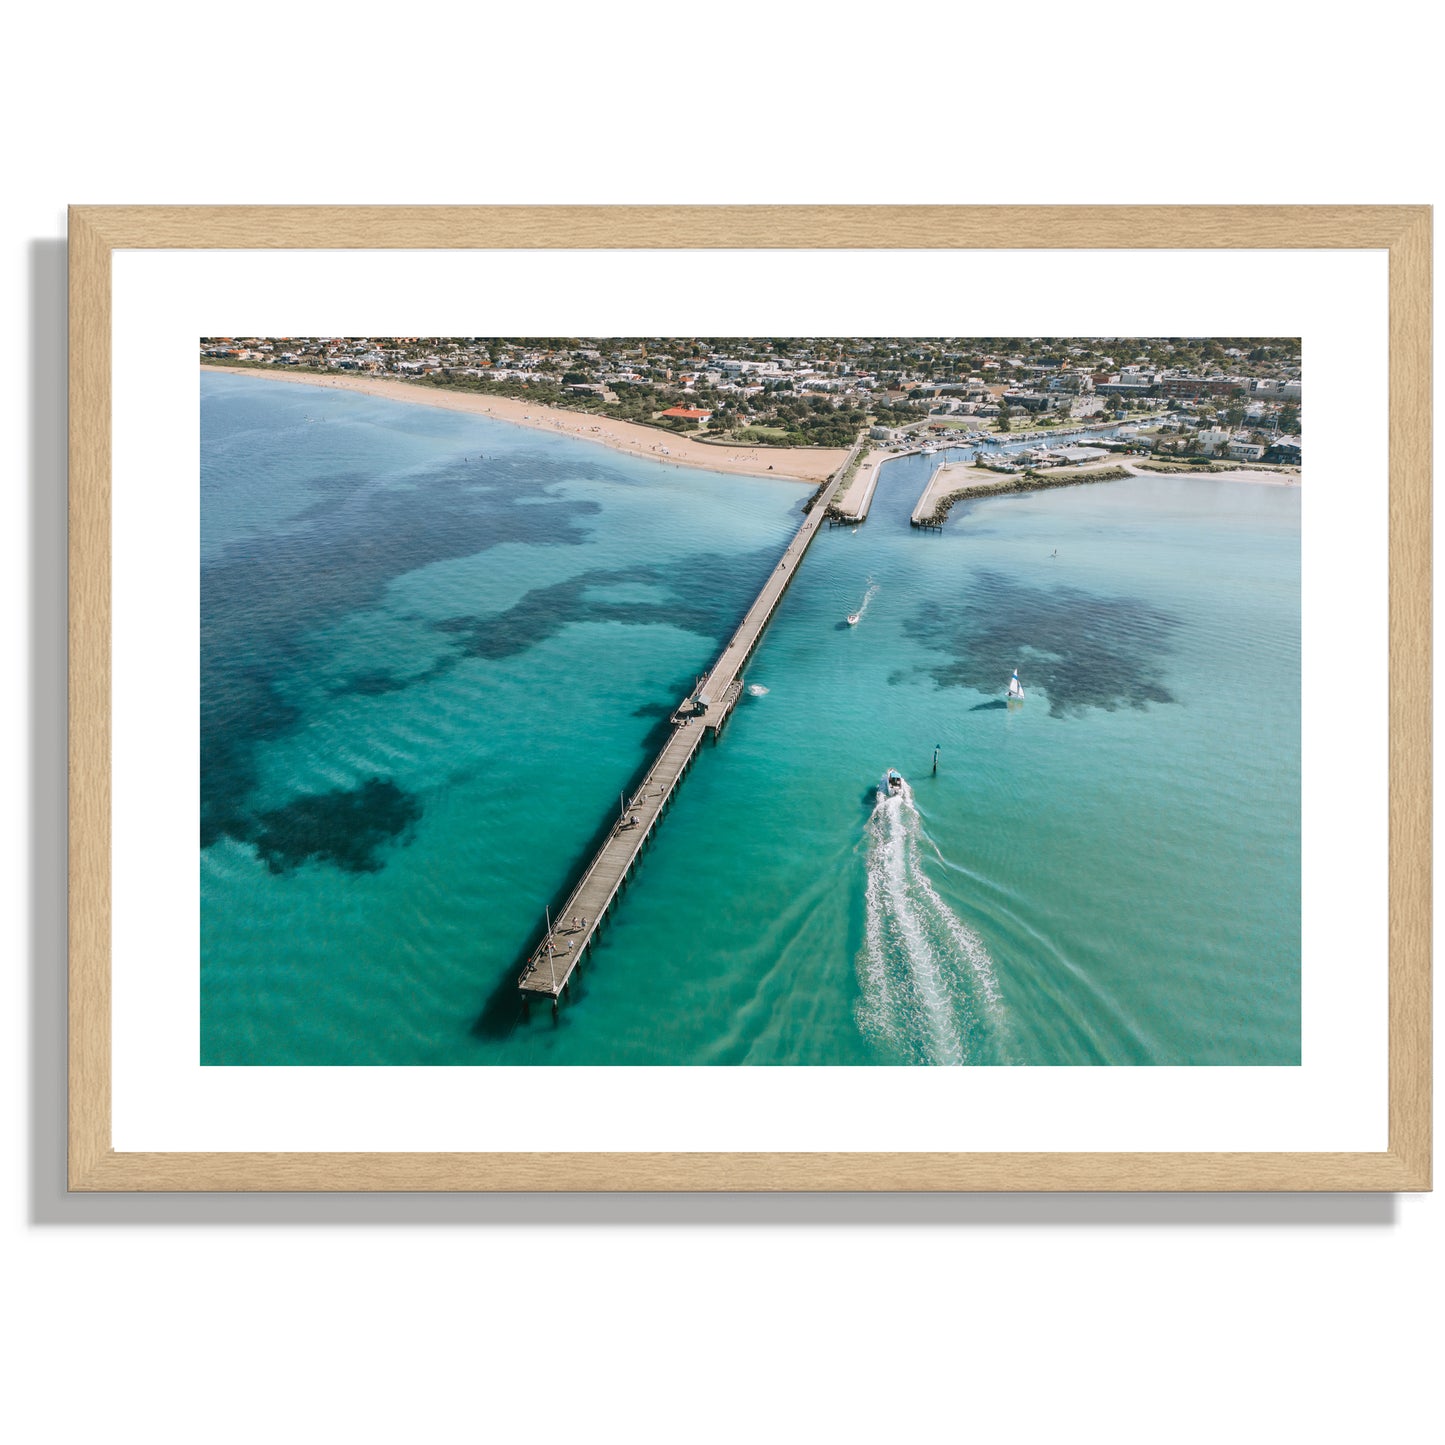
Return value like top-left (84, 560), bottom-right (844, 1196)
top-left (200, 335), bottom-right (1303, 470)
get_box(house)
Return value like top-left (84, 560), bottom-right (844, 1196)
top-left (660, 407), bottom-right (713, 421)
top-left (1264, 439), bottom-right (1302, 465)
top-left (1227, 440), bottom-right (1267, 461)
top-left (1197, 427), bottom-right (1230, 455)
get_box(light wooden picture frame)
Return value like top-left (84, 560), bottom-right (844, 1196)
top-left (68, 205), bottom-right (1431, 1192)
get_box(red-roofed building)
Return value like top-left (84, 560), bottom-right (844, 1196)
top-left (660, 407), bottom-right (713, 420)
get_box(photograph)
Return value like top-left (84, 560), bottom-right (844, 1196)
top-left (200, 334), bottom-right (1303, 1068)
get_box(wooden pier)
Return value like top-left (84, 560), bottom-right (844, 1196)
top-left (517, 435), bottom-right (864, 1008)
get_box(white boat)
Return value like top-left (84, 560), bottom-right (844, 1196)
top-left (1007, 669), bottom-right (1025, 701)
top-left (847, 612), bottom-right (861, 626)
top-left (885, 768), bottom-right (904, 796)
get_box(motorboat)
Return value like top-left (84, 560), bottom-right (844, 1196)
top-left (847, 612), bottom-right (861, 626)
top-left (885, 769), bottom-right (905, 796)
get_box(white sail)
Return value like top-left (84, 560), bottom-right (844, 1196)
top-left (1007, 669), bottom-right (1023, 699)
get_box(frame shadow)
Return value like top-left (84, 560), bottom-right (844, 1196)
top-left (28, 235), bottom-right (1397, 1225)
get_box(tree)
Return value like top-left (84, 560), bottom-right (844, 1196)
top-left (1280, 404), bottom-right (1301, 435)
top-left (996, 401), bottom-right (1012, 434)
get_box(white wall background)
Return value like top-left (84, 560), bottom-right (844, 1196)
top-left (2, 4), bottom-right (1438, 1441)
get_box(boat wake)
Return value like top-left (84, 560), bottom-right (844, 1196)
top-left (855, 778), bottom-right (1004, 1065)
top-left (852, 578), bottom-right (879, 625)
top-left (747, 683), bottom-right (769, 696)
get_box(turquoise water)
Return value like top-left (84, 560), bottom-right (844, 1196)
top-left (201, 372), bottom-right (1300, 1066)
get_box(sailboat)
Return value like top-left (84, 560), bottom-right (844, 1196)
top-left (1007, 668), bottom-right (1025, 702)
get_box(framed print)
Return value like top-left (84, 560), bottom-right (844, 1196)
top-left (68, 205), bottom-right (1431, 1191)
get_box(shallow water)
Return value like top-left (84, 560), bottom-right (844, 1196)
top-left (201, 373), bottom-right (1300, 1066)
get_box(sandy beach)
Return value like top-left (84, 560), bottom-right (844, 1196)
top-left (909, 455), bottom-right (1303, 527)
top-left (200, 365), bottom-right (847, 484)
top-left (1135, 464), bottom-right (1301, 487)
top-left (918, 458), bottom-right (1300, 516)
